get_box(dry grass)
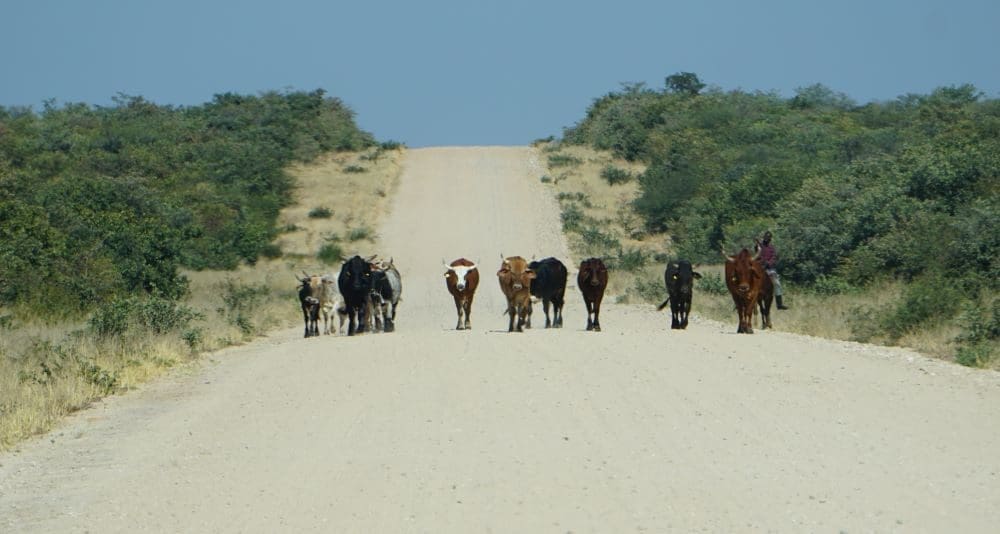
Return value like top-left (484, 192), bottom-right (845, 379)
top-left (536, 141), bottom-right (667, 299)
top-left (0, 147), bottom-right (405, 451)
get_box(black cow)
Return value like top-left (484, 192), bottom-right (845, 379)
top-left (528, 257), bottom-right (568, 328)
top-left (338, 255), bottom-right (373, 336)
top-left (656, 260), bottom-right (702, 330)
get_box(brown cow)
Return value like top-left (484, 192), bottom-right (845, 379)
top-left (578, 257), bottom-right (608, 331)
top-left (497, 255), bottom-right (535, 332)
top-left (723, 247), bottom-right (768, 334)
top-left (756, 262), bottom-right (774, 330)
top-left (444, 258), bottom-right (479, 330)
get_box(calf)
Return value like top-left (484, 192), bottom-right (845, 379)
top-left (577, 258), bottom-right (608, 331)
top-left (656, 260), bottom-right (702, 329)
top-left (319, 274), bottom-right (344, 335)
top-left (369, 267), bottom-right (395, 332)
top-left (338, 255), bottom-right (373, 336)
top-left (298, 274), bottom-right (322, 338)
top-left (377, 258), bottom-right (402, 324)
top-left (444, 258), bottom-right (479, 330)
top-left (723, 247), bottom-right (766, 334)
top-left (528, 257), bottom-right (568, 328)
top-left (497, 255), bottom-right (535, 332)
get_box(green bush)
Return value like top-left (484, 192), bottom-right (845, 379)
top-left (615, 248), bottom-right (648, 272)
top-left (696, 273), bottom-right (728, 295)
top-left (89, 296), bottom-right (201, 337)
top-left (308, 207), bottom-right (333, 219)
top-left (954, 300), bottom-right (1000, 367)
top-left (601, 165), bottom-right (634, 185)
top-left (317, 243), bottom-right (343, 265)
top-left (547, 154), bottom-right (583, 168)
top-left (347, 226), bottom-right (374, 242)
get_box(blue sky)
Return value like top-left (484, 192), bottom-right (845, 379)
top-left (4, 0), bottom-right (999, 146)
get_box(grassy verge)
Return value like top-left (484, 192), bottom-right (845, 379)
top-left (0, 147), bottom-right (404, 451)
top-left (538, 142), bottom-right (997, 370)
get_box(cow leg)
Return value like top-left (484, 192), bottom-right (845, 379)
top-left (464, 299), bottom-right (473, 330)
top-left (553, 295), bottom-right (564, 328)
top-left (507, 305), bottom-right (516, 332)
top-left (592, 297), bottom-right (602, 332)
top-left (455, 300), bottom-right (465, 330)
top-left (542, 299), bottom-right (551, 328)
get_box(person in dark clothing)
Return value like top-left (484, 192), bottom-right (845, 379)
top-left (755, 231), bottom-right (789, 310)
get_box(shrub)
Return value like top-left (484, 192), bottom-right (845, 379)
top-left (344, 165), bottom-right (367, 173)
top-left (308, 207), bottom-right (333, 219)
top-left (697, 272), bottom-right (728, 295)
top-left (954, 300), bottom-right (1000, 367)
top-left (811, 275), bottom-right (854, 296)
top-left (347, 226), bottom-right (374, 242)
top-left (880, 275), bottom-right (963, 341)
top-left (548, 154), bottom-right (583, 168)
top-left (317, 243), bottom-right (343, 265)
top-left (560, 203), bottom-right (585, 232)
top-left (217, 279), bottom-right (269, 326)
top-left (615, 248), bottom-right (648, 272)
top-left (601, 165), bottom-right (634, 185)
top-left (88, 296), bottom-right (201, 337)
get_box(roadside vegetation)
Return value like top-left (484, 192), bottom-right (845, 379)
top-left (0, 90), bottom-right (403, 450)
top-left (543, 73), bottom-right (998, 368)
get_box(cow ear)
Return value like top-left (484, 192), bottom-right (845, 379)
top-left (692, 271), bottom-right (702, 279)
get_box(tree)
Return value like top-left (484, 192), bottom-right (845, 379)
top-left (665, 72), bottom-right (705, 96)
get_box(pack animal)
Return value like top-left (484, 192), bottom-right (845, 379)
top-left (337, 255), bottom-right (373, 336)
top-left (497, 255), bottom-right (535, 332)
top-left (656, 260), bottom-right (701, 329)
top-left (297, 274), bottom-right (322, 338)
top-left (723, 247), bottom-right (769, 334)
top-left (577, 258), bottom-right (608, 331)
top-left (528, 257), bottom-right (567, 328)
top-left (443, 258), bottom-right (479, 330)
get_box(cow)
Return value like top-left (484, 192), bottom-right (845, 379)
top-left (298, 274), bottom-right (322, 338)
top-left (369, 267), bottom-right (396, 333)
top-left (338, 255), bottom-right (373, 336)
top-left (722, 247), bottom-right (767, 334)
top-left (497, 255), bottom-right (535, 332)
top-left (656, 260), bottom-right (702, 329)
top-left (528, 257), bottom-right (568, 328)
top-left (318, 274), bottom-right (344, 335)
top-left (577, 257), bottom-right (608, 332)
top-left (376, 257), bottom-right (402, 324)
top-left (443, 258), bottom-right (479, 330)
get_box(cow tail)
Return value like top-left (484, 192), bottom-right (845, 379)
top-left (656, 297), bottom-right (670, 311)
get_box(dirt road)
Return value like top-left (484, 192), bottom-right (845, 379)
top-left (2, 147), bottom-right (999, 532)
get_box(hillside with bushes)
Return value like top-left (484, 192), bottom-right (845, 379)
top-left (559, 73), bottom-right (998, 365)
top-left (0, 90), bottom-right (376, 316)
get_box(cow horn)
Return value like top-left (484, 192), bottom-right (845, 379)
top-left (720, 247), bottom-right (735, 263)
top-left (751, 248), bottom-right (761, 261)
top-left (443, 260), bottom-right (453, 271)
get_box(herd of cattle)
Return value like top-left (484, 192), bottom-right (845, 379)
top-left (297, 247), bottom-right (774, 337)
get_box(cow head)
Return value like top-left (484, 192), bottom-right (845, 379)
top-left (666, 260), bottom-right (702, 297)
top-left (339, 255), bottom-right (373, 293)
top-left (498, 255), bottom-right (535, 291)
top-left (298, 274), bottom-right (322, 306)
top-left (444, 259), bottom-right (478, 291)
top-left (578, 258), bottom-right (608, 287)
top-left (722, 248), bottom-right (762, 295)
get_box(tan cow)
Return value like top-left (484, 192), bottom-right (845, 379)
top-left (497, 254), bottom-right (536, 333)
